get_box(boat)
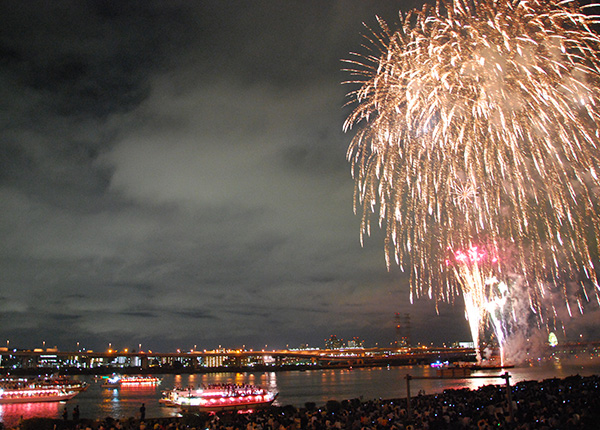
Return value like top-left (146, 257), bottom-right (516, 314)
top-left (162, 383), bottom-right (277, 413)
top-left (454, 360), bottom-right (515, 371)
top-left (101, 375), bottom-right (162, 388)
top-left (0, 387), bottom-right (79, 404)
top-left (435, 360), bottom-right (514, 377)
top-left (39, 376), bottom-right (88, 392)
top-left (429, 360), bottom-right (449, 368)
top-left (0, 378), bottom-right (80, 404)
top-left (466, 363), bottom-right (515, 371)
top-left (119, 375), bottom-right (162, 386)
top-left (100, 375), bottom-right (121, 388)
top-left (159, 387), bottom-right (189, 407)
top-left (436, 366), bottom-right (472, 378)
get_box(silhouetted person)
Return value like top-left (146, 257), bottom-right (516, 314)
top-left (140, 403), bottom-right (146, 421)
top-left (73, 405), bottom-right (80, 422)
top-left (63, 406), bottom-right (68, 421)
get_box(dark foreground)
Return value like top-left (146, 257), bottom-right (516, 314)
top-left (10, 374), bottom-right (600, 430)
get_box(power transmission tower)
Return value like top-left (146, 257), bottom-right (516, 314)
top-left (403, 313), bottom-right (411, 347)
top-left (395, 312), bottom-right (412, 347)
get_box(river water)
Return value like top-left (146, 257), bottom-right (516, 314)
top-left (1, 359), bottom-right (599, 428)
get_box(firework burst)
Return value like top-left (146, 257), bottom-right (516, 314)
top-left (343, 0), bottom-right (600, 324)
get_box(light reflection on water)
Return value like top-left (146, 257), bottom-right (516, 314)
top-left (0, 401), bottom-right (63, 427)
top-left (0, 359), bottom-right (598, 428)
top-left (98, 384), bottom-right (163, 420)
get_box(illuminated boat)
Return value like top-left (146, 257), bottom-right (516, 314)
top-left (101, 375), bottom-right (162, 388)
top-left (39, 376), bottom-right (88, 392)
top-left (119, 375), bottom-right (162, 386)
top-left (0, 377), bottom-right (83, 403)
top-left (164, 383), bottom-right (277, 413)
top-left (0, 386), bottom-right (79, 404)
top-left (159, 387), bottom-right (188, 407)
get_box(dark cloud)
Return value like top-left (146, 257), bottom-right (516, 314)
top-left (4, 0), bottom-right (585, 354)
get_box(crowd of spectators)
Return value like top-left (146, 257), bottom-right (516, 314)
top-left (15, 374), bottom-right (600, 430)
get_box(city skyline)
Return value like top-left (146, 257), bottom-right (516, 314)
top-left (1, 1), bottom-right (598, 353)
top-left (1, 327), bottom-right (441, 355)
top-left (1, 321), bottom-right (594, 356)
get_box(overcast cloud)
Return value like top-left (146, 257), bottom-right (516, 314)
top-left (1, 0), bottom-right (594, 353)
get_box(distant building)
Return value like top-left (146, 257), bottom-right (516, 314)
top-left (347, 337), bottom-right (364, 348)
top-left (204, 355), bottom-right (225, 367)
top-left (454, 341), bottom-right (475, 348)
top-left (325, 335), bottom-right (344, 349)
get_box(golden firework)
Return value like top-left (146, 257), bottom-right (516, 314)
top-left (344, 0), bottom-right (600, 314)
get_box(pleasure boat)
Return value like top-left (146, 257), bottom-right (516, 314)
top-left (0, 378), bottom-right (80, 404)
top-left (101, 375), bottom-right (162, 388)
top-left (39, 376), bottom-right (88, 392)
top-left (162, 383), bottom-right (277, 413)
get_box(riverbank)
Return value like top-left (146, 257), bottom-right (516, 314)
top-left (12, 373), bottom-right (600, 430)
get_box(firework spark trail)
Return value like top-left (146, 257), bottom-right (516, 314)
top-left (343, 0), bottom-right (600, 326)
top-left (449, 245), bottom-right (502, 362)
top-left (485, 278), bottom-right (510, 365)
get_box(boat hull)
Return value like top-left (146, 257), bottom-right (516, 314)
top-left (0, 391), bottom-right (78, 404)
top-left (467, 364), bottom-right (515, 370)
top-left (178, 398), bottom-right (276, 413)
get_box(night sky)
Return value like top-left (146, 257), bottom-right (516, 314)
top-left (1, 1), bottom-right (595, 353)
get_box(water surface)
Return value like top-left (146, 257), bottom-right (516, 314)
top-left (1, 359), bottom-right (598, 428)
